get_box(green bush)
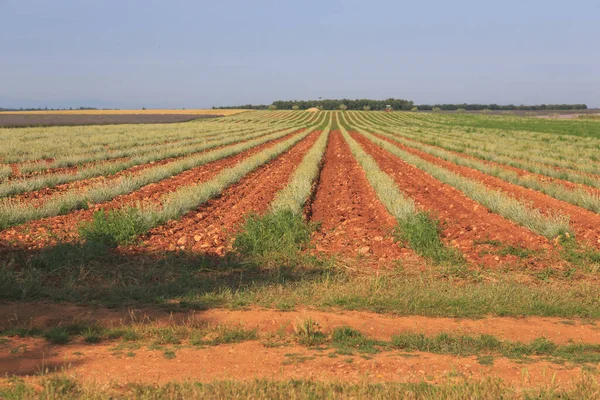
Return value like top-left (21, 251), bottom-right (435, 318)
top-left (397, 212), bottom-right (464, 265)
top-left (234, 210), bottom-right (313, 260)
top-left (79, 208), bottom-right (151, 247)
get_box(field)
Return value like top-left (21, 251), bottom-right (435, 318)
top-left (0, 109), bottom-right (247, 127)
top-left (2, 110), bottom-right (600, 398)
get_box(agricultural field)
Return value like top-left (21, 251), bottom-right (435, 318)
top-left (0, 109), bottom-right (247, 127)
top-left (2, 110), bottom-right (600, 397)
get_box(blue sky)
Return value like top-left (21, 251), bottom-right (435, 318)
top-left (1, 0), bottom-right (599, 108)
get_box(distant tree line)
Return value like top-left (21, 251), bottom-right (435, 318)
top-left (416, 104), bottom-right (588, 111)
top-left (213, 100), bottom-right (587, 111)
top-left (271, 99), bottom-right (415, 111)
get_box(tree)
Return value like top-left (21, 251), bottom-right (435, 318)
top-left (363, 105), bottom-right (371, 111)
top-left (292, 105), bottom-right (300, 110)
top-left (339, 104), bottom-right (348, 111)
top-left (268, 105), bottom-right (277, 110)
top-left (411, 107), bottom-right (418, 112)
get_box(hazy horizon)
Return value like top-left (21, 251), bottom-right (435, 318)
top-left (2, 0), bottom-right (599, 109)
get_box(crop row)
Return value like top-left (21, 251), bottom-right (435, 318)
top-left (365, 112), bottom-right (600, 176)
top-left (79, 126), bottom-right (321, 245)
top-left (0, 120), bottom-right (321, 230)
top-left (339, 113), bottom-right (571, 239)
top-left (0, 123), bottom-right (309, 199)
top-left (348, 113), bottom-right (600, 215)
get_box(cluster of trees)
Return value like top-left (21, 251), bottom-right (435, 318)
top-left (271, 98), bottom-right (414, 111)
top-left (213, 99), bottom-right (414, 111)
top-left (212, 104), bottom-right (269, 110)
top-left (416, 104), bottom-right (588, 111)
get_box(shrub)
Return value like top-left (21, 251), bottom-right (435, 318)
top-left (292, 105), bottom-right (300, 110)
top-left (234, 210), bottom-right (313, 260)
top-left (339, 104), bottom-right (348, 111)
top-left (268, 105), bottom-right (277, 110)
top-left (411, 107), bottom-right (419, 112)
top-left (432, 107), bottom-right (441, 113)
top-left (79, 208), bottom-right (152, 248)
top-left (363, 105), bottom-right (371, 111)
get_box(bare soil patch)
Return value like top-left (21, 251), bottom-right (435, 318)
top-left (0, 304), bottom-right (595, 388)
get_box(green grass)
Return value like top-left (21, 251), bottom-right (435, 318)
top-left (436, 113), bottom-right (600, 139)
top-left (3, 374), bottom-right (600, 399)
top-left (561, 237), bottom-right (600, 267)
top-left (3, 242), bottom-right (600, 319)
top-left (233, 210), bottom-right (315, 264)
top-left (331, 326), bottom-right (383, 355)
top-left (396, 212), bottom-right (465, 265)
top-left (43, 327), bottom-right (70, 345)
top-left (192, 325), bottom-right (258, 346)
top-left (391, 332), bottom-right (600, 365)
top-left (79, 208), bottom-right (151, 247)
top-left (294, 318), bottom-right (327, 347)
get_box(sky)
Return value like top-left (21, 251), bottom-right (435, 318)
top-left (1, 0), bottom-right (599, 109)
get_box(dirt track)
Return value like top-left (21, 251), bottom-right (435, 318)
top-left (0, 303), bottom-right (596, 388)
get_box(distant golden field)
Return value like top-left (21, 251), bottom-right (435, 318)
top-left (1, 109), bottom-right (247, 116)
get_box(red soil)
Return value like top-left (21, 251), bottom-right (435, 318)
top-left (350, 132), bottom-right (553, 267)
top-left (0, 131), bottom-right (303, 251)
top-left (309, 131), bottom-right (415, 265)
top-left (2, 304), bottom-right (596, 346)
top-left (0, 339), bottom-right (584, 388)
top-left (0, 304), bottom-right (594, 388)
top-left (136, 130), bottom-right (322, 255)
top-left (377, 134), bottom-right (600, 248)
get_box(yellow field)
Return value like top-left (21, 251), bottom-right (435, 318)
top-left (0, 109), bottom-right (247, 116)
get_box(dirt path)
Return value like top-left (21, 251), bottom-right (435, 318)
top-left (0, 339), bottom-right (585, 388)
top-left (0, 304), bottom-right (597, 388)
top-left (0, 131), bottom-right (302, 251)
top-left (309, 131), bottom-right (414, 265)
top-left (350, 132), bottom-right (553, 268)
top-left (1, 304), bottom-right (597, 345)
top-left (376, 134), bottom-right (600, 249)
top-left (137, 130), bottom-right (322, 255)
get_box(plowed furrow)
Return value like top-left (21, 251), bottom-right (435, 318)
top-left (377, 134), bottom-right (600, 248)
top-left (309, 131), bottom-right (412, 264)
top-left (0, 133), bottom-right (299, 251)
top-left (351, 132), bottom-right (552, 267)
top-left (136, 131), bottom-right (322, 255)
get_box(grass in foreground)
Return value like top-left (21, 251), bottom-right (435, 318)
top-left (1, 241), bottom-right (600, 319)
top-left (2, 374), bottom-right (600, 399)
